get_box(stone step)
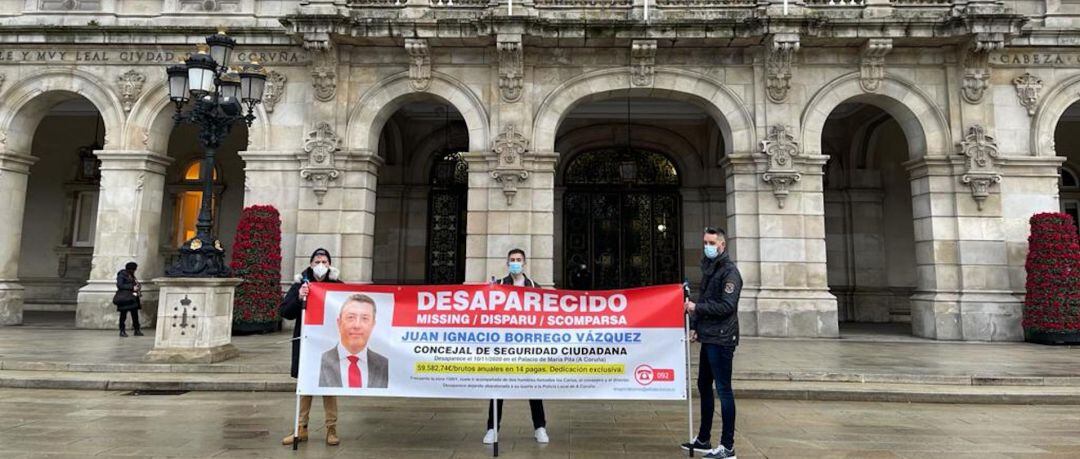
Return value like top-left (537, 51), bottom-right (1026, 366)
top-left (4, 359), bottom-right (1079, 387)
top-left (4, 369), bottom-right (1080, 404)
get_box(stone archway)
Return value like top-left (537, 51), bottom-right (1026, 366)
top-left (800, 72), bottom-right (951, 159)
top-left (346, 72), bottom-right (489, 154)
top-left (0, 69), bottom-right (125, 156)
top-left (1033, 74), bottom-right (1080, 158)
top-left (532, 68), bottom-right (755, 157)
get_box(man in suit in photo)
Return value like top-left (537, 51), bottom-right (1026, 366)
top-left (319, 293), bottom-right (389, 389)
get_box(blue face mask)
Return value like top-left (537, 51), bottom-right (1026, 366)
top-left (508, 261), bottom-right (524, 275)
top-left (704, 244), bottom-right (719, 259)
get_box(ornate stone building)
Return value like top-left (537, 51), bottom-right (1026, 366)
top-left (1, 0), bottom-right (1078, 341)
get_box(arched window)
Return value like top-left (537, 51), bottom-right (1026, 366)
top-left (426, 151), bottom-right (469, 284)
top-left (171, 158), bottom-right (223, 247)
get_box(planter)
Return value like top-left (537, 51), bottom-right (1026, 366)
top-left (1025, 330), bottom-right (1080, 345)
top-left (232, 320), bottom-right (279, 336)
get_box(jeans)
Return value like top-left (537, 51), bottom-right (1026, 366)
top-left (697, 343), bottom-right (736, 449)
top-left (486, 399), bottom-right (546, 430)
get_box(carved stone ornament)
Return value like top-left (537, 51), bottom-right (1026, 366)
top-left (760, 125), bottom-right (802, 209)
top-left (262, 70), bottom-right (287, 113)
top-left (117, 70), bottom-right (146, 113)
top-left (1012, 72), bottom-right (1043, 116)
top-left (962, 36), bottom-right (1003, 104)
top-left (405, 39), bottom-right (431, 92)
top-left (860, 39), bottom-right (892, 93)
top-left (0, 73), bottom-right (5, 93)
top-left (631, 40), bottom-right (657, 87)
top-left (300, 122), bottom-right (341, 205)
top-left (497, 35), bottom-right (523, 103)
top-left (958, 125), bottom-right (1002, 211)
top-left (765, 34), bottom-right (800, 103)
top-left (490, 124), bottom-right (530, 206)
top-left (311, 50), bottom-right (337, 103)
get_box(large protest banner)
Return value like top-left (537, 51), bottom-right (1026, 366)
top-left (295, 283), bottom-right (687, 400)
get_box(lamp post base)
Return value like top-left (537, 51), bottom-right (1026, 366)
top-left (165, 236), bottom-right (231, 278)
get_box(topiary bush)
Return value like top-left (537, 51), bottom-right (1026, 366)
top-left (230, 205), bottom-right (283, 335)
top-left (1023, 212), bottom-right (1080, 344)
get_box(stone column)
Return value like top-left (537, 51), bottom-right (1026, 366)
top-left (722, 140), bottom-right (839, 338)
top-left (335, 150), bottom-right (382, 282)
top-left (906, 154), bottom-right (1022, 341)
top-left (239, 150), bottom-right (301, 285)
top-left (999, 156), bottom-right (1062, 331)
top-left (77, 150), bottom-right (172, 329)
top-left (462, 146), bottom-right (557, 286)
top-left (0, 151), bottom-right (36, 325)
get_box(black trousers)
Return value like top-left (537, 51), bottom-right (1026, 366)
top-left (697, 343), bottom-right (736, 449)
top-left (119, 309), bottom-right (141, 331)
top-left (486, 399), bottom-right (546, 430)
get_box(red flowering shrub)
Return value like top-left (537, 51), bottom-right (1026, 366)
top-left (1023, 212), bottom-right (1080, 336)
top-left (230, 205), bottom-right (283, 333)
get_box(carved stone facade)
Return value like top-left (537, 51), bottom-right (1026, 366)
top-left (959, 125), bottom-right (1002, 211)
top-left (116, 69), bottom-right (145, 113)
top-left (765, 34), bottom-right (799, 103)
top-left (0, 0), bottom-right (1073, 342)
top-left (760, 125), bottom-right (801, 209)
top-left (262, 70), bottom-right (286, 113)
top-left (299, 122), bottom-right (341, 205)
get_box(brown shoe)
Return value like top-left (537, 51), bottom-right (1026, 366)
top-left (326, 426), bottom-right (340, 446)
top-left (281, 426), bottom-right (308, 445)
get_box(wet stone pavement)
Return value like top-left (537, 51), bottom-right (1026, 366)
top-left (1, 388), bottom-right (1079, 458)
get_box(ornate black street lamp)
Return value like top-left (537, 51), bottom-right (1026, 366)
top-left (164, 31), bottom-right (267, 277)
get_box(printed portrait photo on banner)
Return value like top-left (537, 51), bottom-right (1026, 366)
top-left (319, 293), bottom-right (390, 389)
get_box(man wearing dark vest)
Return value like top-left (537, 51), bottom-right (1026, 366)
top-left (482, 248), bottom-right (550, 445)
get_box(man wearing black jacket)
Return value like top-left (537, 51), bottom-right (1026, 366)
top-left (681, 228), bottom-right (741, 459)
top-left (280, 248), bottom-right (344, 447)
top-left (482, 248), bottom-right (549, 445)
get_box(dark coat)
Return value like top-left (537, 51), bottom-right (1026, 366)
top-left (114, 270), bottom-right (141, 312)
top-left (692, 251), bottom-right (742, 347)
top-left (279, 266), bottom-right (342, 379)
top-left (498, 273), bottom-right (537, 288)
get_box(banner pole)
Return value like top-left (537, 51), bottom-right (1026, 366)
top-left (685, 312), bottom-right (694, 458)
top-left (291, 305), bottom-right (305, 451)
top-left (492, 399), bottom-right (499, 457)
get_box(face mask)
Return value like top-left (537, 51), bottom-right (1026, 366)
top-left (508, 262), bottom-right (524, 275)
top-left (704, 245), bottom-right (719, 259)
top-left (312, 264), bottom-right (329, 279)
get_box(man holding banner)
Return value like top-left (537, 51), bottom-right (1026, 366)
top-left (483, 248), bottom-right (549, 445)
top-left (682, 227), bottom-right (741, 459)
top-left (280, 248), bottom-right (344, 447)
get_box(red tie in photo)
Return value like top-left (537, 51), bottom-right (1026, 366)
top-left (347, 355), bottom-right (362, 388)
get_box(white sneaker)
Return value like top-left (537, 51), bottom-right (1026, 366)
top-left (483, 429), bottom-right (497, 444)
top-left (534, 427), bottom-right (549, 443)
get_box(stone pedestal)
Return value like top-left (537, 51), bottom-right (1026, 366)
top-left (145, 277), bottom-right (242, 363)
top-left (0, 282), bottom-right (25, 326)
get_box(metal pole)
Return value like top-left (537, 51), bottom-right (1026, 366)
top-left (292, 305), bottom-right (306, 451)
top-left (685, 312), bottom-right (694, 457)
top-left (492, 399), bottom-right (500, 457)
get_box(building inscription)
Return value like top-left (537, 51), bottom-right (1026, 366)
top-left (993, 52), bottom-right (1077, 66)
top-left (0, 49), bottom-right (307, 65)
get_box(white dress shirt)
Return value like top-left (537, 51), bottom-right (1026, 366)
top-left (337, 344), bottom-right (369, 388)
